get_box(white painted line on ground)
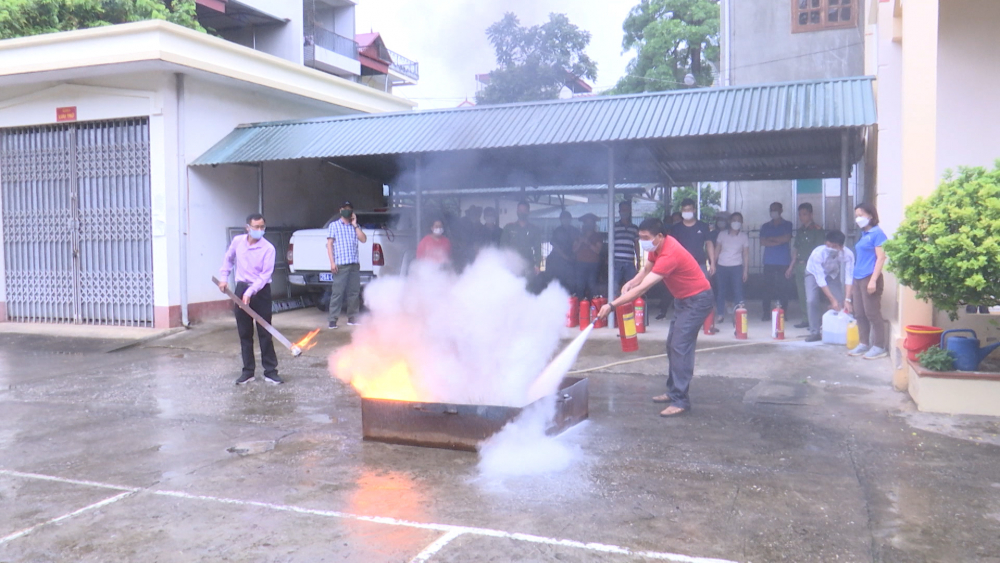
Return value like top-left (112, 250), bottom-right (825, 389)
top-left (1, 469), bottom-right (738, 563)
top-left (0, 469), bottom-right (138, 492)
top-left (0, 491), bottom-right (134, 545)
top-left (409, 529), bottom-right (464, 563)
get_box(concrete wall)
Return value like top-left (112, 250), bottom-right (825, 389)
top-left (730, 0), bottom-right (865, 85)
top-left (724, 0), bottom-right (868, 251)
top-left (239, 0), bottom-right (306, 65)
top-left (181, 76), bottom-right (382, 316)
top-left (930, 0), bottom-right (1000, 339)
top-left (935, 0), bottom-right (1000, 178)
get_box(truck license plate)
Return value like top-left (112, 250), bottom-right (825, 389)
top-left (319, 273), bottom-right (334, 282)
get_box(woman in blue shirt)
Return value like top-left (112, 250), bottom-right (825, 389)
top-left (848, 202), bottom-right (889, 359)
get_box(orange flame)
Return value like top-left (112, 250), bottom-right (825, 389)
top-left (294, 328), bottom-right (321, 352)
top-left (334, 351), bottom-right (423, 402)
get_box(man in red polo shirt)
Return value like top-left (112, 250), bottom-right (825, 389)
top-left (598, 217), bottom-right (714, 417)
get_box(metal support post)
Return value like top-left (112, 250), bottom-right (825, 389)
top-left (840, 129), bottom-right (850, 233)
top-left (607, 146), bottom-right (616, 302)
top-left (415, 156), bottom-right (423, 243)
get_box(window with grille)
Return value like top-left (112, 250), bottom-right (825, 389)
top-left (792, 0), bottom-right (856, 33)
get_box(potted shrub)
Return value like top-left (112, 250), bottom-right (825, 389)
top-left (916, 345), bottom-right (955, 372)
top-left (884, 161), bottom-right (1000, 321)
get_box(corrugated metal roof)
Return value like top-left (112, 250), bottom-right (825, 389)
top-left (392, 183), bottom-right (648, 197)
top-left (193, 76), bottom-right (876, 166)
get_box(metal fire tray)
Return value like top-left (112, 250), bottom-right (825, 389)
top-left (360, 377), bottom-right (589, 451)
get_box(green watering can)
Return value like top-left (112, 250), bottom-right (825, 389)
top-left (941, 329), bottom-right (1000, 371)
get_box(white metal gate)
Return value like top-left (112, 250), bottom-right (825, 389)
top-left (1, 119), bottom-right (153, 326)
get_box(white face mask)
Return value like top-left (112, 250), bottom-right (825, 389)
top-left (855, 216), bottom-right (870, 229)
top-left (730, 221), bottom-right (742, 231)
top-left (432, 227), bottom-right (444, 236)
top-left (639, 239), bottom-right (656, 253)
top-left (681, 211), bottom-right (695, 221)
top-left (248, 228), bottom-right (265, 240)
top-left (770, 211), bottom-right (781, 220)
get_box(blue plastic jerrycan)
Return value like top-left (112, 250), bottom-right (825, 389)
top-left (941, 329), bottom-right (1000, 371)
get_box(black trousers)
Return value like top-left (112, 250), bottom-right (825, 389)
top-left (761, 264), bottom-right (791, 314)
top-left (235, 282), bottom-right (278, 379)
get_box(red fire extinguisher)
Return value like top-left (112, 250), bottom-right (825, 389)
top-left (703, 309), bottom-right (716, 335)
top-left (566, 296), bottom-right (579, 328)
top-left (616, 301), bottom-right (639, 352)
top-left (579, 298), bottom-right (591, 329)
top-left (771, 305), bottom-right (785, 340)
top-left (634, 296), bottom-right (646, 334)
top-left (734, 303), bottom-right (748, 340)
top-left (590, 295), bottom-right (608, 328)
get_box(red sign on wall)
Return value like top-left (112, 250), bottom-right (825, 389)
top-left (56, 106), bottom-right (77, 122)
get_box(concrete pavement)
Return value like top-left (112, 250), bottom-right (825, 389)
top-left (1, 309), bottom-right (999, 562)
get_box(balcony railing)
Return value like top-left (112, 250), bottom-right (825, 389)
top-left (313, 26), bottom-right (359, 60)
top-left (388, 49), bottom-right (419, 81)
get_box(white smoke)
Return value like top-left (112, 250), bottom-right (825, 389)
top-left (330, 249), bottom-right (569, 407)
top-left (330, 249), bottom-right (591, 478)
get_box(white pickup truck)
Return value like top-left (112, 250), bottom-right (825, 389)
top-left (287, 210), bottom-right (414, 310)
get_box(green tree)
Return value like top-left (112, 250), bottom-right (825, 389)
top-left (883, 162), bottom-right (1000, 320)
top-left (644, 184), bottom-right (721, 222)
top-left (477, 12), bottom-right (597, 105)
top-left (0, 0), bottom-right (205, 40)
top-left (612, 0), bottom-right (720, 94)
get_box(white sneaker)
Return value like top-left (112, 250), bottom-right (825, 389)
top-left (848, 344), bottom-right (870, 357)
top-left (863, 346), bottom-right (888, 360)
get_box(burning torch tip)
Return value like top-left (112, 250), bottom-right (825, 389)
top-left (291, 346), bottom-right (302, 357)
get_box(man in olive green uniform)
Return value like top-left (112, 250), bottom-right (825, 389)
top-left (786, 203), bottom-right (826, 328)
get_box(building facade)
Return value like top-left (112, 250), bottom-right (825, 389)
top-left (0, 17), bottom-right (415, 329)
top-left (867, 0), bottom-right (1000, 414)
top-left (720, 0), bottom-right (867, 232)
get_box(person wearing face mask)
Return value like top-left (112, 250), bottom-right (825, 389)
top-left (802, 230), bottom-right (855, 342)
top-left (325, 201), bottom-right (367, 329)
top-left (595, 218), bottom-right (713, 417)
top-left (759, 202), bottom-right (794, 321)
top-left (501, 201), bottom-right (542, 277)
top-left (547, 210), bottom-right (580, 294)
top-left (482, 207), bottom-right (502, 247)
top-left (713, 212), bottom-right (750, 322)
top-left (708, 212), bottom-right (729, 320)
top-left (218, 213), bottom-right (282, 385)
top-left (848, 202), bottom-right (889, 359)
top-left (788, 203), bottom-right (826, 328)
top-left (670, 199), bottom-right (716, 331)
top-left (416, 219), bottom-right (452, 265)
top-left (573, 213), bottom-right (603, 299)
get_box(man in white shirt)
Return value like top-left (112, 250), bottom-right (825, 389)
top-left (803, 230), bottom-right (855, 342)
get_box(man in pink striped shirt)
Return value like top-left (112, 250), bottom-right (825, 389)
top-left (218, 213), bottom-right (283, 385)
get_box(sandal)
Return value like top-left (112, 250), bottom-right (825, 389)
top-left (652, 394), bottom-right (671, 403)
top-left (660, 406), bottom-right (690, 417)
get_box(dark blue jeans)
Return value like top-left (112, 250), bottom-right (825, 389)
top-left (576, 261), bottom-right (600, 299)
top-left (665, 289), bottom-right (714, 410)
top-left (614, 260), bottom-right (637, 297)
top-left (715, 265), bottom-right (745, 316)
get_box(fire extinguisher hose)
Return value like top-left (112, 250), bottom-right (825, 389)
top-left (566, 340), bottom-right (775, 375)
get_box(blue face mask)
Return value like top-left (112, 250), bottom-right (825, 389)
top-left (248, 228), bottom-right (265, 240)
